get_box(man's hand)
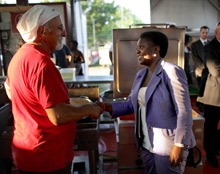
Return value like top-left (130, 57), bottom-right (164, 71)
top-left (170, 145), bottom-right (184, 167)
top-left (94, 101), bottom-right (105, 110)
top-left (88, 103), bottom-right (104, 119)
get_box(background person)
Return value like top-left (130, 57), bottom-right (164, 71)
top-left (4, 5), bottom-right (103, 174)
top-left (191, 26), bottom-right (210, 88)
top-left (50, 41), bottom-right (73, 68)
top-left (69, 40), bottom-right (85, 75)
top-left (197, 21), bottom-right (220, 168)
top-left (109, 44), bottom-right (113, 75)
top-left (109, 43), bottom-right (113, 90)
top-left (184, 34), bottom-right (193, 85)
top-left (102, 31), bottom-right (195, 174)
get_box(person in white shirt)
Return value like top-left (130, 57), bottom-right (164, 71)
top-left (197, 21), bottom-right (220, 168)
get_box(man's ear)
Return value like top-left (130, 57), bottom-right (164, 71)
top-left (37, 26), bottom-right (46, 36)
top-left (215, 28), bottom-right (217, 35)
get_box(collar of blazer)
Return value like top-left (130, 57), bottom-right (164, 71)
top-left (154, 58), bottom-right (164, 76)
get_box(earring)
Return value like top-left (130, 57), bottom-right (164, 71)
top-left (153, 53), bottom-right (156, 57)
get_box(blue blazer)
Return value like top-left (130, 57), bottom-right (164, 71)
top-left (112, 59), bottom-right (195, 149)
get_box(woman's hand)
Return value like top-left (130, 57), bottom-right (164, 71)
top-left (170, 145), bottom-right (184, 167)
top-left (94, 101), bottom-right (105, 110)
top-left (95, 101), bottom-right (112, 113)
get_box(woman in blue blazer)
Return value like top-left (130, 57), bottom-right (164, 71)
top-left (103, 31), bottom-right (195, 174)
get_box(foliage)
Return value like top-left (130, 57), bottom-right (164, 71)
top-left (81, 0), bottom-right (142, 48)
top-left (0, 0), bottom-right (9, 4)
top-left (121, 7), bottom-right (143, 28)
top-left (47, 0), bottom-right (71, 3)
top-left (81, 0), bottom-right (119, 48)
top-left (37, 0), bottom-right (71, 3)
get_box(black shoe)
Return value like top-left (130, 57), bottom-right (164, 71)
top-left (207, 155), bottom-right (219, 168)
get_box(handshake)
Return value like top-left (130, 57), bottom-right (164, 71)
top-left (85, 101), bottom-right (112, 120)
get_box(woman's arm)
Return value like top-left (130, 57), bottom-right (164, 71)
top-left (166, 65), bottom-right (193, 145)
top-left (98, 99), bottom-right (134, 119)
top-left (79, 51), bottom-right (85, 63)
top-left (165, 64), bottom-right (193, 166)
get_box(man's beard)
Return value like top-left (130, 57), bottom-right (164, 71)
top-left (55, 37), bottom-right (63, 50)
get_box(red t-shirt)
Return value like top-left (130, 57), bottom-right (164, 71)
top-left (6, 44), bottom-right (76, 172)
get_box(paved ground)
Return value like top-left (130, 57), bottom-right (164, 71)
top-left (88, 65), bottom-right (112, 94)
top-left (88, 65), bottom-right (111, 76)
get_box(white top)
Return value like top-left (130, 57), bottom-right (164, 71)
top-left (138, 87), bottom-right (146, 107)
top-left (138, 87), bottom-right (153, 151)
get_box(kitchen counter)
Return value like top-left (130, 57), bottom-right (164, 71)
top-left (0, 75), bottom-right (114, 84)
top-left (63, 75), bottom-right (113, 84)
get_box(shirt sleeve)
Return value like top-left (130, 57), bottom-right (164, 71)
top-left (166, 65), bottom-right (193, 145)
top-left (30, 62), bottom-right (69, 109)
top-left (111, 99), bottom-right (134, 118)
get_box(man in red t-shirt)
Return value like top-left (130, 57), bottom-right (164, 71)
top-left (5, 5), bottom-right (104, 173)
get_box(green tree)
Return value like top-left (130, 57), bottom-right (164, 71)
top-left (38, 0), bottom-right (71, 3)
top-left (81, 0), bottom-right (142, 48)
top-left (81, 0), bottom-right (120, 48)
top-left (121, 7), bottom-right (143, 28)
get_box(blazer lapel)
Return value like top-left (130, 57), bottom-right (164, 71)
top-left (145, 59), bottom-right (163, 106)
top-left (131, 69), bottom-right (147, 114)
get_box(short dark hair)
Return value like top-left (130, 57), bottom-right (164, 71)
top-left (139, 31), bottom-right (168, 58)
top-left (200, 26), bottom-right (209, 31)
top-left (70, 40), bottom-right (78, 46)
top-left (185, 34), bottom-right (192, 45)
